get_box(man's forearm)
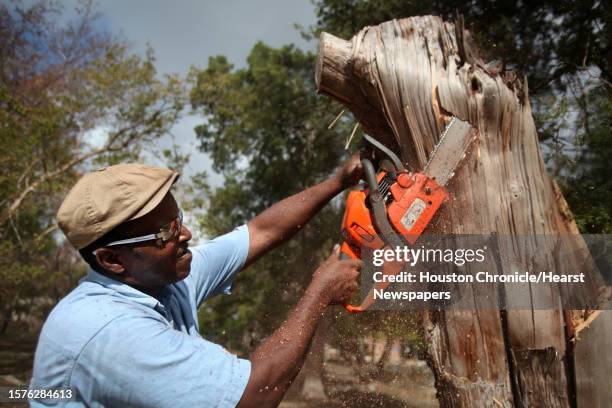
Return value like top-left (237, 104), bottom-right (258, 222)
top-left (245, 174), bottom-right (344, 265)
top-left (238, 242), bottom-right (362, 407)
top-left (238, 286), bottom-right (328, 407)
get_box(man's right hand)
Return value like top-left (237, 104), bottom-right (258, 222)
top-left (310, 245), bottom-right (362, 305)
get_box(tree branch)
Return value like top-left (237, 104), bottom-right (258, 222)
top-left (0, 108), bottom-right (167, 227)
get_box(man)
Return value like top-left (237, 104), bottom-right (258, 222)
top-left (30, 157), bottom-right (363, 407)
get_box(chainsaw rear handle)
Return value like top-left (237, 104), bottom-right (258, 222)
top-left (339, 252), bottom-right (359, 312)
top-left (362, 134), bottom-right (406, 173)
top-left (341, 247), bottom-right (391, 313)
top-left (361, 159), bottom-right (405, 250)
top-left (340, 159), bottom-right (405, 313)
top-left (339, 251), bottom-right (371, 313)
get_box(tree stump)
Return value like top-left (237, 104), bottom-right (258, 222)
top-left (316, 16), bottom-right (610, 407)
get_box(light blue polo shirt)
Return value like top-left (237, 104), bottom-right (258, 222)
top-left (30, 225), bottom-right (251, 407)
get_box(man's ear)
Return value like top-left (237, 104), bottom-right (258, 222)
top-left (94, 248), bottom-right (126, 275)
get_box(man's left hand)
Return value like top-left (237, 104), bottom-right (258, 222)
top-left (335, 152), bottom-right (364, 189)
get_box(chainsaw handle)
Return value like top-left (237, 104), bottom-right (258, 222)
top-left (361, 159), bottom-right (405, 250)
top-left (339, 162), bottom-right (404, 314)
top-left (340, 248), bottom-right (390, 313)
top-left (363, 134), bottom-right (406, 172)
top-left (339, 252), bottom-right (366, 313)
top-left (361, 158), bottom-right (381, 197)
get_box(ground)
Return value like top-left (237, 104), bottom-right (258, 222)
top-left (0, 330), bottom-right (438, 407)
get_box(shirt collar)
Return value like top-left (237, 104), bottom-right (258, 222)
top-left (81, 267), bottom-right (167, 311)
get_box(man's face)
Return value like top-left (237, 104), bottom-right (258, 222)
top-left (106, 193), bottom-right (193, 294)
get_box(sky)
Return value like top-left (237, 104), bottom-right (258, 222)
top-left (82, 0), bottom-right (319, 186)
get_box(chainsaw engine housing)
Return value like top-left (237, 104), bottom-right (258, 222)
top-left (340, 171), bottom-right (447, 259)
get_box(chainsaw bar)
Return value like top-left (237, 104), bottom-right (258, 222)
top-left (423, 117), bottom-right (474, 186)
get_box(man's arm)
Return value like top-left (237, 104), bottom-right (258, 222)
top-left (237, 246), bottom-right (362, 408)
top-left (244, 153), bottom-right (362, 267)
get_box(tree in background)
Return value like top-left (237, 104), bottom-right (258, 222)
top-left (0, 0), bottom-right (184, 336)
top-left (190, 43), bottom-right (351, 351)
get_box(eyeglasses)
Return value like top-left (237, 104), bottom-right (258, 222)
top-left (93, 210), bottom-right (183, 254)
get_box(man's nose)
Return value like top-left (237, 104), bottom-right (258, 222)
top-left (179, 225), bottom-right (192, 242)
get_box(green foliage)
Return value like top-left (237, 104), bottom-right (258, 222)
top-left (190, 43), bottom-right (356, 351)
top-left (558, 84), bottom-right (612, 233)
top-left (0, 0), bottom-right (184, 334)
top-left (191, 44), bottom-right (346, 196)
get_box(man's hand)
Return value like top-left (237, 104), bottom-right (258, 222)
top-left (310, 245), bottom-right (362, 305)
top-left (334, 152), bottom-right (364, 189)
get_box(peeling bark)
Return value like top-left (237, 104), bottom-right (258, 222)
top-left (316, 16), bottom-right (610, 407)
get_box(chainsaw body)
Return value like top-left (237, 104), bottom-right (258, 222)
top-left (341, 170), bottom-right (447, 260)
top-left (339, 119), bottom-right (473, 312)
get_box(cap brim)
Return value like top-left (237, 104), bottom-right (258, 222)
top-left (128, 172), bottom-right (180, 221)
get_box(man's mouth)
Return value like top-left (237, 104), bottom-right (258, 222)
top-left (177, 248), bottom-right (191, 259)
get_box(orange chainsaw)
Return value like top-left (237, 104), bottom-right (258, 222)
top-left (340, 117), bottom-right (475, 312)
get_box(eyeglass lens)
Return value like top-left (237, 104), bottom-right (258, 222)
top-left (161, 211), bottom-right (183, 242)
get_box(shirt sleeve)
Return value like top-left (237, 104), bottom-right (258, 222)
top-left (187, 224), bottom-right (250, 307)
top-left (72, 314), bottom-right (251, 408)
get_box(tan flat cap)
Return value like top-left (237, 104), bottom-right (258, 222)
top-left (57, 164), bottom-right (179, 249)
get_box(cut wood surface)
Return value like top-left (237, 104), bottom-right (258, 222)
top-left (317, 15), bottom-right (610, 407)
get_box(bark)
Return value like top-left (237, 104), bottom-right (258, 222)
top-left (316, 16), bottom-right (611, 407)
top-left (573, 308), bottom-right (612, 407)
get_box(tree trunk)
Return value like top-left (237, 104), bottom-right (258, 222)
top-left (316, 16), bottom-right (611, 407)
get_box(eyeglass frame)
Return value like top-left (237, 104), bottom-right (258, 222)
top-left (92, 209), bottom-right (184, 255)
